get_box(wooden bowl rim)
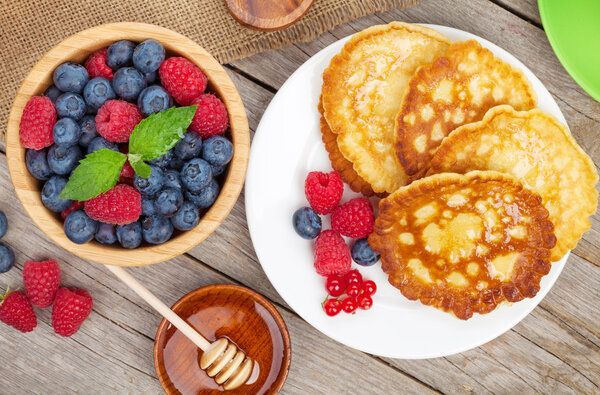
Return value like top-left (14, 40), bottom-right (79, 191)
top-left (153, 284), bottom-right (292, 394)
top-left (5, 22), bottom-right (250, 266)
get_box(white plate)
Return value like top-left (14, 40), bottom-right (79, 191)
top-left (245, 24), bottom-right (569, 359)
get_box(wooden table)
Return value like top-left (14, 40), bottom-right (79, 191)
top-left (1, 0), bottom-right (598, 393)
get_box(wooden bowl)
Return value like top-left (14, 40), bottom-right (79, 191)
top-left (154, 284), bottom-right (291, 394)
top-left (5, 23), bottom-right (250, 266)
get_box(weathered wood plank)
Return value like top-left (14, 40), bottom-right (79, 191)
top-left (493, 0), bottom-right (542, 25)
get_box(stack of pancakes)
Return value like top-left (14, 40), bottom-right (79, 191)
top-left (319, 22), bottom-right (598, 319)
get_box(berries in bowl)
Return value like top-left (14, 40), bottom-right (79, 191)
top-left (6, 23), bottom-right (249, 266)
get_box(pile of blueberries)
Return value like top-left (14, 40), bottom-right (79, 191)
top-left (0, 210), bottom-right (14, 273)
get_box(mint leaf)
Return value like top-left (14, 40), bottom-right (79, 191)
top-left (129, 105), bottom-right (197, 162)
top-left (59, 149), bottom-right (127, 201)
top-left (128, 154), bottom-right (151, 178)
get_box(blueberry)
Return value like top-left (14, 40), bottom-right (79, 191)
top-left (292, 207), bottom-right (322, 240)
top-left (55, 93), bottom-right (86, 120)
top-left (53, 62), bottom-right (89, 93)
top-left (149, 150), bottom-right (173, 168)
top-left (133, 39), bottom-right (165, 73)
top-left (112, 67), bottom-right (147, 101)
top-left (0, 211), bottom-right (7, 239)
top-left (83, 77), bottom-right (116, 111)
top-left (78, 115), bottom-right (98, 147)
top-left (53, 118), bottom-right (81, 147)
top-left (211, 164), bottom-right (225, 177)
top-left (64, 210), bottom-right (98, 244)
top-left (201, 136), bottom-right (233, 167)
top-left (0, 243), bottom-right (15, 273)
top-left (351, 238), bottom-right (380, 266)
top-left (141, 197), bottom-right (156, 216)
top-left (26, 148), bottom-right (53, 181)
top-left (142, 215), bottom-right (173, 245)
top-left (87, 137), bottom-right (118, 154)
top-left (171, 201), bottom-right (200, 231)
top-left (163, 169), bottom-right (182, 190)
top-left (134, 165), bottom-right (164, 196)
top-left (185, 179), bottom-right (219, 209)
top-left (154, 188), bottom-right (183, 217)
top-left (47, 144), bottom-right (82, 175)
top-left (41, 176), bottom-right (73, 212)
top-left (180, 158), bottom-right (212, 193)
top-left (95, 223), bottom-right (117, 245)
top-left (143, 71), bottom-right (156, 84)
top-left (137, 85), bottom-right (172, 116)
top-left (174, 131), bottom-right (202, 160)
top-left (168, 154), bottom-right (185, 170)
top-left (116, 222), bottom-right (142, 249)
top-left (44, 85), bottom-right (63, 103)
top-left (107, 40), bottom-right (136, 70)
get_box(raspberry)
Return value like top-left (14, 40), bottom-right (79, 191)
top-left (314, 230), bottom-right (351, 276)
top-left (61, 201), bottom-right (85, 220)
top-left (52, 288), bottom-right (93, 337)
top-left (188, 94), bottom-right (229, 138)
top-left (331, 198), bottom-right (374, 238)
top-left (120, 160), bottom-right (135, 179)
top-left (95, 100), bottom-right (142, 143)
top-left (159, 57), bottom-right (207, 105)
top-left (304, 171), bottom-right (344, 215)
top-left (84, 48), bottom-right (113, 80)
top-left (118, 145), bottom-right (134, 179)
top-left (0, 289), bottom-right (37, 333)
top-left (84, 184), bottom-right (141, 225)
top-left (19, 96), bottom-right (56, 149)
top-left (23, 259), bottom-right (61, 308)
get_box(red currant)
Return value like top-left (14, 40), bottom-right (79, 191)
top-left (361, 280), bottom-right (377, 296)
top-left (326, 275), bottom-right (347, 297)
top-left (344, 269), bottom-right (363, 286)
top-left (346, 283), bottom-right (361, 297)
top-left (323, 299), bottom-right (342, 316)
top-left (357, 293), bottom-right (373, 310)
top-left (341, 297), bottom-right (358, 313)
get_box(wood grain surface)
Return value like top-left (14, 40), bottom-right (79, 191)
top-left (1, 1), bottom-right (599, 394)
top-left (225, 0), bottom-right (315, 31)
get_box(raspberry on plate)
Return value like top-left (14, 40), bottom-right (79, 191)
top-left (188, 94), bottom-right (229, 138)
top-left (23, 259), bottom-right (61, 308)
top-left (159, 57), bottom-right (207, 105)
top-left (95, 100), bottom-right (142, 142)
top-left (19, 96), bottom-right (56, 149)
top-left (85, 48), bottom-right (113, 80)
top-left (304, 171), bottom-right (344, 215)
top-left (331, 198), bottom-right (374, 238)
top-left (84, 184), bottom-right (141, 225)
top-left (52, 288), bottom-right (93, 337)
top-left (313, 230), bottom-right (351, 276)
top-left (0, 289), bottom-right (37, 333)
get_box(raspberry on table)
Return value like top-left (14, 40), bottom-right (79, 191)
top-left (331, 198), bottom-right (374, 238)
top-left (188, 94), bottom-right (229, 138)
top-left (85, 48), bottom-right (114, 80)
top-left (159, 57), bottom-right (207, 105)
top-left (23, 259), bottom-right (61, 308)
top-left (0, 290), bottom-right (37, 333)
top-left (84, 184), bottom-right (141, 225)
top-left (95, 100), bottom-right (142, 142)
top-left (19, 96), bottom-right (56, 150)
top-left (313, 230), bottom-right (351, 276)
top-left (52, 288), bottom-right (93, 337)
top-left (304, 171), bottom-right (344, 215)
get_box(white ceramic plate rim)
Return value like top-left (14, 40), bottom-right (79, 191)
top-left (246, 24), bottom-right (569, 359)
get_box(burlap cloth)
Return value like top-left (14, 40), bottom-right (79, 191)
top-left (0, 0), bottom-right (419, 142)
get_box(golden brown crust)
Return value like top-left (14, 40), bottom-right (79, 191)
top-left (368, 171), bottom-right (556, 320)
top-left (395, 40), bottom-right (537, 181)
top-left (429, 105), bottom-right (599, 261)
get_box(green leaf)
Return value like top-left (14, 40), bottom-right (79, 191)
top-left (128, 154), bottom-right (151, 178)
top-left (59, 149), bottom-right (127, 201)
top-left (129, 105), bottom-right (197, 162)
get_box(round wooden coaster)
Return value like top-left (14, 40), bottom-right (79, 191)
top-left (225, 0), bottom-right (315, 31)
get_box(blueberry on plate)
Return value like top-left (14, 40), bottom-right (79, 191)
top-left (55, 92), bottom-right (86, 120)
top-left (149, 150), bottom-right (173, 168)
top-left (133, 39), bottom-right (165, 73)
top-left (201, 136), bottom-right (233, 167)
top-left (64, 210), bottom-right (98, 244)
top-left (0, 243), bottom-right (15, 273)
top-left (141, 215), bottom-right (173, 245)
top-left (53, 62), bottom-right (89, 93)
top-left (78, 115), bottom-right (98, 147)
top-left (174, 131), bottom-right (202, 160)
top-left (107, 40), bottom-right (136, 70)
top-left (134, 165), bottom-right (164, 197)
top-left (44, 85), bottom-right (63, 103)
top-left (83, 77), bottom-right (116, 111)
top-left (41, 176), bottom-right (73, 212)
top-left (26, 148), bottom-right (53, 181)
top-left (137, 85), bottom-right (172, 116)
top-left (141, 196), bottom-right (157, 216)
top-left (185, 179), bottom-right (219, 209)
top-left (168, 154), bottom-right (185, 171)
top-left (87, 137), bottom-right (118, 154)
top-left (53, 118), bottom-right (82, 147)
top-left (163, 169), bottom-right (182, 190)
top-left (47, 144), bottom-right (82, 175)
top-left (351, 238), bottom-right (380, 266)
top-left (116, 222), bottom-right (142, 249)
top-left (154, 188), bottom-right (183, 217)
top-left (0, 210), bottom-right (7, 239)
top-left (95, 223), bottom-right (117, 245)
top-left (112, 67), bottom-right (147, 101)
top-left (180, 158), bottom-right (212, 193)
top-left (292, 207), bottom-right (321, 240)
top-left (171, 201), bottom-right (200, 231)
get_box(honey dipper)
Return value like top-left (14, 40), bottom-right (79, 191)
top-left (105, 265), bottom-right (254, 390)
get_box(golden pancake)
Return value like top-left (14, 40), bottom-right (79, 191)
top-left (395, 40), bottom-right (537, 180)
top-left (429, 105), bottom-right (599, 262)
top-left (368, 171), bottom-right (556, 320)
top-left (322, 22), bottom-right (450, 194)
